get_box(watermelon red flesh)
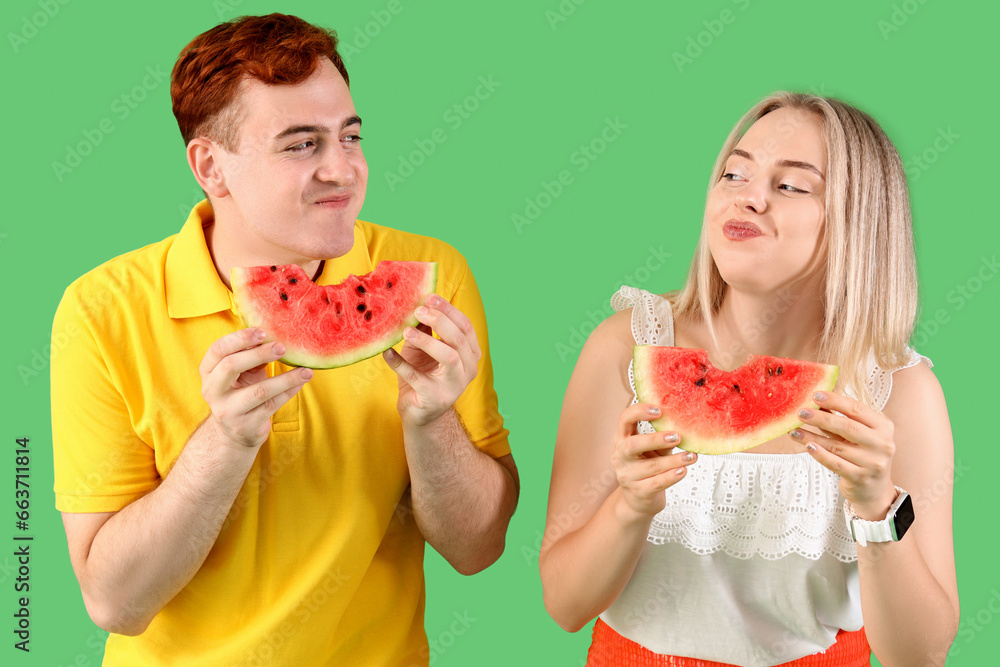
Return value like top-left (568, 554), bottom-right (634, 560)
top-left (633, 346), bottom-right (839, 455)
top-left (231, 261), bottom-right (437, 369)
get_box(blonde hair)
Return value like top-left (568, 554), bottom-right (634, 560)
top-left (669, 92), bottom-right (919, 407)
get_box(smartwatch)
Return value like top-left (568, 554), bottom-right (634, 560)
top-left (843, 486), bottom-right (915, 547)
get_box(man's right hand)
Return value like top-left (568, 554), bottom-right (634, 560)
top-left (199, 327), bottom-right (313, 448)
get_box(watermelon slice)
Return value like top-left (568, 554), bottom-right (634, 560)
top-left (231, 261), bottom-right (437, 369)
top-left (633, 346), bottom-right (839, 455)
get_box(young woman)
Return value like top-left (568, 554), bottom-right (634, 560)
top-left (540, 92), bottom-right (958, 667)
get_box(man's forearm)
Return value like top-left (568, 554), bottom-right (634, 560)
top-left (77, 418), bottom-right (258, 634)
top-left (403, 409), bottom-right (517, 575)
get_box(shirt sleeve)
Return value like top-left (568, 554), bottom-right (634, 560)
top-left (50, 281), bottom-right (160, 513)
top-left (446, 260), bottom-right (511, 459)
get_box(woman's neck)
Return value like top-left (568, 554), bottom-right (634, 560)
top-left (707, 278), bottom-right (826, 370)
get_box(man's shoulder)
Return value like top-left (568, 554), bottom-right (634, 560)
top-left (60, 232), bottom-right (178, 320)
top-left (358, 220), bottom-right (468, 271)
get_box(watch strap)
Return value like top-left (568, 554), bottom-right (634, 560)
top-left (844, 486), bottom-right (909, 547)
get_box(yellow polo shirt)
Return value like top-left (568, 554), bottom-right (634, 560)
top-left (51, 200), bottom-right (509, 666)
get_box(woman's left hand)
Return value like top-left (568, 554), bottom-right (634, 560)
top-left (790, 391), bottom-right (900, 520)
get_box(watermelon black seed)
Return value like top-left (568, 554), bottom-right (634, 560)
top-left (323, 294), bottom-right (330, 304)
top-left (364, 311), bottom-right (373, 321)
top-left (335, 302), bottom-right (342, 314)
top-left (270, 266), bottom-right (277, 272)
top-left (357, 285), bottom-right (366, 294)
top-left (695, 378), bottom-right (706, 386)
top-left (289, 278), bottom-right (298, 284)
top-left (776, 366), bottom-right (783, 375)
top-left (357, 303), bottom-right (366, 312)
top-left (732, 384), bottom-right (740, 392)
top-left (280, 292), bottom-right (288, 301)
top-left (386, 281), bottom-right (393, 289)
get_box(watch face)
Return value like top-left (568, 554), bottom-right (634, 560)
top-left (892, 494), bottom-right (915, 540)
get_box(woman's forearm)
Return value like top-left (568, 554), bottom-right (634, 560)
top-left (858, 537), bottom-right (959, 666)
top-left (540, 488), bottom-right (654, 632)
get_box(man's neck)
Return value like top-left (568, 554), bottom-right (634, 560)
top-left (203, 219), bottom-right (324, 291)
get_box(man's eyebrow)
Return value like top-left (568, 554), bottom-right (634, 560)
top-left (273, 116), bottom-right (363, 142)
top-left (729, 148), bottom-right (825, 179)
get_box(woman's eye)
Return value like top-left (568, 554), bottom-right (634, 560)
top-left (779, 184), bottom-right (806, 193)
top-left (721, 172), bottom-right (745, 182)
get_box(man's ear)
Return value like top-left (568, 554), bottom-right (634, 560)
top-left (187, 138), bottom-right (230, 199)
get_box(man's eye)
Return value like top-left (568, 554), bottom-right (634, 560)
top-left (288, 140), bottom-right (315, 152)
top-left (342, 135), bottom-right (364, 144)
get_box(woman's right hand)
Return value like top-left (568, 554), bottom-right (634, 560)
top-left (611, 403), bottom-right (697, 521)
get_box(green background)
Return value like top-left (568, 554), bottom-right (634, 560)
top-left (2, 0), bottom-right (996, 664)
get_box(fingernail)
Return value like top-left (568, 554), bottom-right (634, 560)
top-left (272, 343), bottom-right (285, 355)
top-left (798, 409), bottom-right (813, 419)
top-left (814, 392), bottom-right (828, 401)
top-left (675, 467), bottom-right (686, 476)
top-left (664, 432), bottom-right (679, 444)
top-left (404, 327), bottom-right (415, 338)
top-left (647, 406), bottom-right (661, 416)
top-left (300, 368), bottom-right (314, 380)
top-left (415, 306), bottom-right (428, 317)
top-left (256, 329), bottom-right (266, 340)
top-left (789, 429), bottom-right (802, 439)
top-left (806, 442), bottom-right (817, 452)
top-left (683, 452), bottom-right (695, 462)
top-left (428, 295), bottom-right (441, 307)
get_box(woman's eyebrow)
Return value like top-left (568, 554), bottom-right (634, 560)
top-left (730, 148), bottom-right (825, 179)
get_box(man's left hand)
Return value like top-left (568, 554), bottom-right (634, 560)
top-left (383, 294), bottom-right (481, 427)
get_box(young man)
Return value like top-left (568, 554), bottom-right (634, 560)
top-left (51, 14), bottom-right (517, 665)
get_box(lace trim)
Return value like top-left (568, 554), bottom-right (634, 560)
top-left (610, 285), bottom-right (932, 562)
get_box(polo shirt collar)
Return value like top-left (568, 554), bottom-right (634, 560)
top-left (165, 200), bottom-right (373, 319)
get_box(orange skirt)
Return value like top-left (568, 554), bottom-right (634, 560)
top-left (586, 619), bottom-right (870, 667)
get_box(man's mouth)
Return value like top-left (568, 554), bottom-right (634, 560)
top-left (313, 193), bottom-right (352, 207)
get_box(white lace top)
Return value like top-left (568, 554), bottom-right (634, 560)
top-left (600, 286), bottom-right (933, 667)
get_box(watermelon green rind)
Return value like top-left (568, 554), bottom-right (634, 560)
top-left (633, 346), bottom-right (839, 455)
top-left (230, 261), bottom-right (438, 369)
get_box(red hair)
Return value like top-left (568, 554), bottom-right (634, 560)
top-left (171, 13), bottom-right (349, 151)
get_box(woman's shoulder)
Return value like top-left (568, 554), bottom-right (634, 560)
top-left (586, 308), bottom-right (635, 358)
top-left (881, 355), bottom-right (944, 420)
